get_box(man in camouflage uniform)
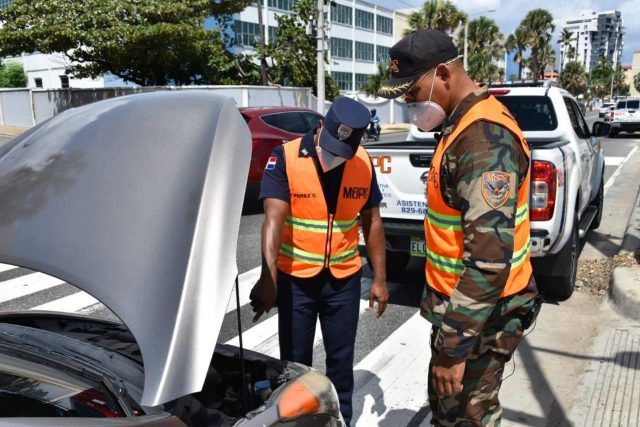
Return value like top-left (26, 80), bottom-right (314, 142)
top-left (378, 30), bottom-right (540, 425)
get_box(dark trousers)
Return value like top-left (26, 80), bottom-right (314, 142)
top-left (277, 269), bottom-right (362, 426)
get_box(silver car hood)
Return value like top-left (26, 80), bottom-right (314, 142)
top-left (0, 91), bottom-right (251, 406)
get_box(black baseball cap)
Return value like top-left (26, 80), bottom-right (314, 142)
top-left (319, 97), bottom-right (369, 159)
top-left (378, 29), bottom-right (459, 99)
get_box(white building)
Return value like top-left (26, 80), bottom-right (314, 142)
top-left (4, 52), bottom-right (135, 89)
top-left (231, 0), bottom-right (399, 93)
top-left (560, 9), bottom-right (624, 73)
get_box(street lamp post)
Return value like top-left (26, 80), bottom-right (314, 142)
top-left (316, 0), bottom-right (325, 113)
top-left (463, 9), bottom-right (496, 71)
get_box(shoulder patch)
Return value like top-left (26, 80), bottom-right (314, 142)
top-left (481, 171), bottom-right (512, 209)
top-left (265, 156), bottom-right (277, 170)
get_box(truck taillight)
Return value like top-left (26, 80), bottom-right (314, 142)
top-left (531, 160), bottom-right (556, 221)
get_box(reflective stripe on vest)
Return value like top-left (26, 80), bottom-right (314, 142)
top-left (278, 138), bottom-right (372, 279)
top-left (424, 95), bottom-right (533, 298)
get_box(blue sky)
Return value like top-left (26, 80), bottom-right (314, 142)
top-left (370, 0), bottom-right (639, 64)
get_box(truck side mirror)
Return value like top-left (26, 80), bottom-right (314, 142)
top-left (591, 121), bottom-right (611, 137)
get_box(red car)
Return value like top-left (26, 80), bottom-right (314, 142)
top-left (240, 107), bottom-right (323, 199)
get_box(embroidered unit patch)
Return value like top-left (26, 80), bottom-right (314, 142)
top-left (481, 171), bottom-right (512, 209)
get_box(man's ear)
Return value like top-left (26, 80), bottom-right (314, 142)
top-left (437, 63), bottom-right (451, 82)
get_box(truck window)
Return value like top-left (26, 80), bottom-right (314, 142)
top-left (496, 96), bottom-right (558, 131)
top-left (563, 97), bottom-right (586, 139)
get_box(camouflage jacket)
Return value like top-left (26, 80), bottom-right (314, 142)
top-left (421, 86), bottom-right (539, 359)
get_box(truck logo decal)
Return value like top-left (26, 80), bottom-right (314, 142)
top-left (481, 171), bottom-right (512, 209)
top-left (372, 155), bottom-right (392, 174)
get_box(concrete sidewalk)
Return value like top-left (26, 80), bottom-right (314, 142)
top-left (0, 125), bottom-right (27, 138)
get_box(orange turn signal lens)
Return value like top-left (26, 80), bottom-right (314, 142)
top-left (277, 380), bottom-right (321, 419)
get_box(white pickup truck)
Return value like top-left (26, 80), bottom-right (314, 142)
top-left (364, 82), bottom-right (609, 299)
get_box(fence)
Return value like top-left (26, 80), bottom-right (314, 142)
top-left (0, 85), bottom-right (314, 128)
top-left (0, 85), bottom-right (410, 128)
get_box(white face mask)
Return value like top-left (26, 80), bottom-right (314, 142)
top-left (316, 145), bottom-right (346, 172)
top-left (407, 69), bottom-right (446, 132)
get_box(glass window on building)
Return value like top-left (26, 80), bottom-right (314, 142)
top-left (331, 38), bottom-right (353, 60)
top-left (268, 26), bottom-right (278, 42)
top-left (355, 73), bottom-right (371, 91)
top-left (234, 20), bottom-right (260, 46)
top-left (377, 15), bottom-right (393, 35)
top-left (331, 3), bottom-right (352, 25)
top-left (267, 0), bottom-right (294, 11)
top-left (59, 75), bottom-right (70, 89)
top-left (377, 45), bottom-right (390, 63)
top-left (355, 42), bottom-right (374, 62)
top-left (355, 9), bottom-right (374, 30)
top-left (34, 78), bottom-right (43, 88)
top-left (332, 72), bottom-right (353, 91)
top-left (0, 0), bottom-right (13, 8)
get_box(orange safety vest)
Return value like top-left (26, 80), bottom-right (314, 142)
top-left (425, 95), bottom-right (532, 298)
top-left (278, 138), bottom-right (373, 279)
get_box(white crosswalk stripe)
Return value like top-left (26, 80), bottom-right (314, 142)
top-left (0, 265), bottom-right (434, 426)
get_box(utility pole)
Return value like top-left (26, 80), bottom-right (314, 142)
top-left (316, 0), bottom-right (325, 113)
top-left (256, 0), bottom-right (268, 85)
top-left (610, 21), bottom-right (619, 99)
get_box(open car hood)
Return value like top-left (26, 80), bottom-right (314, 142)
top-left (0, 91), bottom-right (251, 406)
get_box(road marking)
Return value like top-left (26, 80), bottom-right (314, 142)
top-left (0, 273), bottom-right (66, 304)
top-left (604, 147), bottom-right (638, 195)
top-left (352, 311), bottom-right (432, 426)
top-left (31, 291), bottom-right (99, 312)
top-left (225, 278), bottom-right (374, 357)
top-left (0, 264), bottom-right (17, 273)
top-left (225, 266), bottom-right (261, 314)
top-left (605, 156), bottom-right (625, 166)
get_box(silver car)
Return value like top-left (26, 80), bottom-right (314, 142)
top-left (0, 92), bottom-right (343, 426)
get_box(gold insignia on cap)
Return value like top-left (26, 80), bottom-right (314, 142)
top-left (378, 81), bottom-right (412, 96)
top-left (337, 124), bottom-right (353, 141)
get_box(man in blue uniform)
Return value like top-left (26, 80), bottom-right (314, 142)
top-left (250, 97), bottom-right (388, 426)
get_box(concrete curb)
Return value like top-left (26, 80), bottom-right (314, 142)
top-left (609, 179), bottom-right (640, 321)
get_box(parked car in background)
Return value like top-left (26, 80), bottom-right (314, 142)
top-left (599, 102), bottom-right (616, 118)
top-left (609, 98), bottom-right (640, 137)
top-left (364, 81), bottom-right (608, 300)
top-left (241, 107), bottom-right (323, 200)
top-left (0, 92), bottom-right (343, 426)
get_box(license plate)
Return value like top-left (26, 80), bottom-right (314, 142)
top-left (410, 236), bottom-right (426, 257)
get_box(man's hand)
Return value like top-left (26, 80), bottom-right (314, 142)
top-left (431, 354), bottom-right (466, 397)
top-left (249, 272), bottom-right (277, 322)
top-left (369, 278), bottom-right (388, 318)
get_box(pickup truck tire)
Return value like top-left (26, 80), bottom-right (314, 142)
top-left (535, 214), bottom-right (579, 301)
top-left (366, 251), bottom-right (411, 277)
top-left (589, 178), bottom-right (604, 230)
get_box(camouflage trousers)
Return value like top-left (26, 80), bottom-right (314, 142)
top-left (426, 297), bottom-right (540, 426)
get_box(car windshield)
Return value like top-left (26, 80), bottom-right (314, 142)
top-left (617, 100), bottom-right (640, 109)
top-left (496, 96), bottom-right (558, 131)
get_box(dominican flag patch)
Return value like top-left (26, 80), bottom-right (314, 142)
top-left (265, 157), bottom-right (277, 170)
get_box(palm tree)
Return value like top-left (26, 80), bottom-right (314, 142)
top-left (541, 44), bottom-right (557, 76)
top-left (466, 16), bottom-right (504, 59)
top-left (406, 0), bottom-right (467, 36)
top-left (559, 61), bottom-right (587, 95)
top-left (567, 46), bottom-right (576, 62)
top-left (635, 73), bottom-right (640, 94)
top-left (559, 28), bottom-right (572, 72)
top-left (468, 52), bottom-right (499, 82)
top-left (360, 61), bottom-right (391, 97)
top-left (521, 9), bottom-right (555, 79)
top-left (505, 27), bottom-right (528, 80)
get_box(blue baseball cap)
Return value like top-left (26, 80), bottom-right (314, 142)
top-left (319, 97), bottom-right (370, 159)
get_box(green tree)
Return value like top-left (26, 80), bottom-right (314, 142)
top-left (559, 61), bottom-right (587, 95)
top-left (465, 16), bottom-right (503, 82)
top-left (360, 60), bottom-right (391, 97)
top-left (505, 27), bottom-right (528, 80)
top-left (406, 0), bottom-right (467, 36)
top-left (468, 53), bottom-right (499, 82)
top-left (0, 0), bottom-right (253, 86)
top-left (0, 62), bottom-right (27, 88)
top-left (559, 28), bottom-right (573, 72)
top-left (634, 73), bottom-right (640, 93)
top-left (520, 9), bottom-right (555, 79)
top-left (264, 0), bottom-right (339, 100)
